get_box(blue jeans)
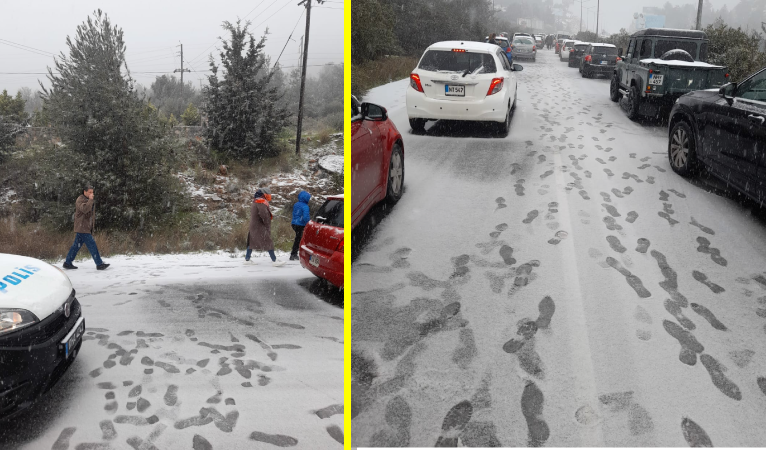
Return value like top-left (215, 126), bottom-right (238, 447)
top-left (65, 233), bottom-right (104, 266)
top-left (246, 249), bottom-right (276, 262)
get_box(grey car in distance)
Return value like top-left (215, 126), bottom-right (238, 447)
top-left (512, 36), bottom-right (536, 61)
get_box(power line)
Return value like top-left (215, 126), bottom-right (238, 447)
top-left (0, 39), bottom-right (55, 57)
top-left (273, 9), bottom-right (305, 68)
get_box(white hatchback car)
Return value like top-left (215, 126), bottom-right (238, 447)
top-left (407, 41), bottom-right (523, 134)
top-left (0, 253), bottom-right (85, 419)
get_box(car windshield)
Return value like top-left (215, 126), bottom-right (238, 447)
top-left (653, 40), bottom-right (700, 60)
top-left (514, 38), bottom-right (533, 45)
top-left (315, 199), bottom-right (343, 228)
top-left (418, 50), bottom-right (497, 74)
top-left (592, 46), bottom-right (618, 56)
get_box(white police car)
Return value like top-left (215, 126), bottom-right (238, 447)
top-left (0, 253), bottom-right (84, 420)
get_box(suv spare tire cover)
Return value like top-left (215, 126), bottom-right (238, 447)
top-left (660, 49), bottom-right (695, 62)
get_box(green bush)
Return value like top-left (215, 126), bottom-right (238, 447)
top-left (704, 21), bottom-right (766, 83)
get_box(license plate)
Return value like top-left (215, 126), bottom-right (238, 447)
top-left (445, 85), bottom-right (465, 97)
top-left (61, 317), bottom-right (85, 359)
top-left (309, 254), bottom-right (320, 268)
top-left (649, 74), bottom-right (664, 85)
top-left (600, 61), bottom-right (607, 65)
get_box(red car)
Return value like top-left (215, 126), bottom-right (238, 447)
top-left (351, 95), bottom-right (404, 229)
top-left (299, 194), bottom-right (344, 289)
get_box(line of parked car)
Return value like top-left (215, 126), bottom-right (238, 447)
top-left (569, 28), bottom-right (766, 209)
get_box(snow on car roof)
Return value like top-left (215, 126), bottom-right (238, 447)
top-left (429, 41), bottom-right (500, 53)
top-left (484, 36), bottom-right (509, 41)
top-left (592, 43), bottom-right (617, 48)
top-left (639, 58), bottom-right (724, 68)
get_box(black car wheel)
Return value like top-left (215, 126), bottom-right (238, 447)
top-left (409, 118), bottom-right (426, 132)
top-left (386, 143), bottom-right (404, 203)
top-left (626, 84), bottom-right (642, 121)
top-left (609, 73), bottom-right (622, 102)
top-left (498, 102), bottom-right (511, 135)
top-left (668, 121), bottom-right (698, 176)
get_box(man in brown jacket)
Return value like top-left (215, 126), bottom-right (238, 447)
top-left (63, 185), bottom-right (110, 270)
top-left (245, 188), bottom-right (285, 266)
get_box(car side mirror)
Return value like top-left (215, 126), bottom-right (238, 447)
top-left (618, 48), bottom-right (623, 57)
top-left (719, 82), bottom-right (736, 103)
top-left (361, 102), bottom-right (387, 121)
top-left (512, 63), bottom-right (524, 72)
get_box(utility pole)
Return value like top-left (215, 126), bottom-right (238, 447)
top-left (295, 0), bottom-right (324, 156)
top-left (596, 0), bottom-right (600, 37)
top-left (575, 0), bottom-right (591, 34)
top-left (696, 0), bottom-right (704, 30)
top-left (174, 43), bottom-right (191, 84)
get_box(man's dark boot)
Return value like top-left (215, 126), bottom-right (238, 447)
top-left (63, 262), bottom-right (78, 270)
top-left (97, 263), bottom-right (110, 271)
top-left (289, 254), bottom-right (298, 261)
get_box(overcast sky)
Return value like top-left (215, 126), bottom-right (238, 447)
top-left (568, 0), bottom-right (744, 35)
top-left (0, 0), bottom-right (344, 95)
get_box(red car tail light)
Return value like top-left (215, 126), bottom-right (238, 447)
top-left (569, 48), bottom-right (574, 52)
top-left (725, 73), bottom-right (729, 78)
top-left (410, 73), bottom-right (423, 92)
top-left (506, 47), bottom-right (511, 53)
top-left (532, 45), bottom-right (536, 51)
top-left (616, 56), bottom-right (622, 61)
top-left (584, 55), bottom-right (592, 62)
top-left (452, 48), bottom-right (466, 52)
top-left (487, 77), bottom-right (504, 96)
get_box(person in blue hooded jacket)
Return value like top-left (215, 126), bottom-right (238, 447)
top-left (290, 190), bottom-right (311, 260)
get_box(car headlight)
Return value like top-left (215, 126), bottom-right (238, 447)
top-left (0, 309), bottom-right (39, 335)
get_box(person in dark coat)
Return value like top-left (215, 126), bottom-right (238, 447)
top-left (63, 185), bottom-right (110, 270)
top-left (246, 188), bottom-right (285, 266)
top-left (289, 190), bottom-right (311, 261)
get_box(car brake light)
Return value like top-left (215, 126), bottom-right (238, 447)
top-left (487, 77), bottom-right (504, 96)
top-left (506, 47), bottom-right (511, 53)
top-left (410, 73), bottom-right (423, 92)
top-left (570, 48), bottom-right (574, 52)
top-left (616, 57), bottom-right (622, 61)
top-left (585, 55), bottom-right (592, 62)
top-left (649, 69), bottom-right (653, 73)
top-left (725, 73), bottom-right (729, 78)
top-left (452, 48), bottom-right (466, 53)
top-left (532, 45), bottom-right (536, 51)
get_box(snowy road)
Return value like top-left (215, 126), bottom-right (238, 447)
top-left (0, 253), bottom-right (343, 449)
top-left (351, 49), bottom-right (766, 447)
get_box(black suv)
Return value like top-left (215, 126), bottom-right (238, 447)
top-left (667, 67), bottom-right (766, 205)
top-left (580, 44), bottom-right (619, 78)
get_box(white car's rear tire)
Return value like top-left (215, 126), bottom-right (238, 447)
top-left (409, 118), bottom-right (426, 132)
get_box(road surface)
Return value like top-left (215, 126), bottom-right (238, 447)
top-left (351, 48), bottom-right (766, 447)
top-left (0, 252), bottom-right (343, 449)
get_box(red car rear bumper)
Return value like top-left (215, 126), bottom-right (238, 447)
top-left (299, 244), bottom-right (344, 289)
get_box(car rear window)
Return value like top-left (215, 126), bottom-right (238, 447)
top-left (315, 199), bottom-right (343, 228)
top-left (574, 44), bottom-right (588, 50)
top-left (514, 38), bottom-right (533, 45)
top-left (592, 46), bottom-right (618, 56)
top-left (654, 40), bottom-right (699, 60)
top-left (418, 50), bottom-right (497, 74)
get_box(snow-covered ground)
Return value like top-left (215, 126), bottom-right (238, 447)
top-left (351, 49), bottom-right (766, 447)
top-left (0, 252), bottom-right (343, 449)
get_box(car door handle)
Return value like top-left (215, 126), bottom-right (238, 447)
top-left (748, 114), bottom-right (765, 125)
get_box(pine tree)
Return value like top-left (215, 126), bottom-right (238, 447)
top-left (204, 20), bottom-right (291, 162)
top-left (39, 9), bottom-right (184, 230)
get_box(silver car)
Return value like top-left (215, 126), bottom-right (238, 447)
top-left (512, 36), bottom-right (536, 61)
